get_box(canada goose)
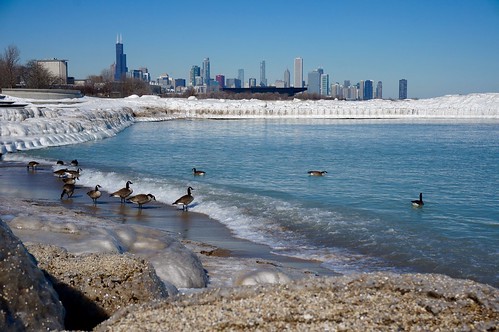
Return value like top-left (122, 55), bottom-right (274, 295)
top-left (70, 159), bottom-right (78, 166)
top-left (192, 168), bottom-right (206, 176)
top-left (65, 168), bottom-right (82, 179)
top-left (56, 160), bottom-right (64, 165)
top-left (62, 177), bottom-right (77, 185)
top-left (27, 161), bottom-right (39, 170)
top-left (53, 168), bottom-right (69, 177)
top-left (308, 170), bottom-right (327, 176)
top-left (128, 193), bottom-right (156, 209)
top-left (173, 186), bottom-right (194, 211)
top-left (411, 193), bottom-right (424, 208)
top-left (87, 185), bottom-right (102, 204)
top-left (60, 183), bottom-right (75, 199)
top-left (110, 180), bottom-right (133, 203)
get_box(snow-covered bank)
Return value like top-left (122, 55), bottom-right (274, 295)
top-left (1, 93), bottom-right (498, 153)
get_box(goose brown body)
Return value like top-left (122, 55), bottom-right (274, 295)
top-left (308, 170), bottom-right (327, 176)
top-left (60, 183), bottom-right (75, 199)
top-left (87, 185), bottom-right (102, 204)
top-left (27, 161), bottom-right (39, 170)
top-left (192, 168), bottom-right (206, 176)
top-left (173, 186), bottom-right (194, 211)
top-left (110, 181), bottom-right (133, 203)
top-left (411, 193), bottom-right (424, 208)
top-left (128, 193), bottom-right (156, 208)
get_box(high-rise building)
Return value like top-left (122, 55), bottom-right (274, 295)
top-left (376, 81), bottom-right (383, 99)
top-left (307, 69), bottom-right (322, 94)
top-left (114, 34), bottom-right (127, 81)
top-left (202, 58), bottom-right (210, 86)
top-left (238, 69), bottom-right (244, 88)
top-left (344, 80), bottom-right (351, 88)
top-left (320, 74), bottom-right (330, 96)
top-left (216, 74), bottom-right (225, 88)
top-left (359, 80), bottom-right (365, 100)
top-left (399, 79), bottom-right (408, 99)
top-left (284, 69), bottom-right (290, 87)
top-left (248, 78), bottom-right (257, 87)
top-left (294, 57), bottom-right (303, 88)
top-left (189, 65), bottom-right (200, 86)
top-left (364, 80), bottom-right (373, 100)
top-left (259, 60), bottom-right (267, 87)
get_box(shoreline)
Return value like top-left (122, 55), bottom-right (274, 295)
top-left (0, 159), bottom-right (337, 288)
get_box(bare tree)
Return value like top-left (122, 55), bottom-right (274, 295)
top-left (0, 45), bottom-right (21, 88)
top-left (19, 60), bottom-right (57, 88)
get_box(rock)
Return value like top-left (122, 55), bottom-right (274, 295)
top-left (95, 273), bottom-right (499, 331)
top-left (27, 243), bottom-right (171, 331)
top-left (0, 219), bottom-right (65, 331)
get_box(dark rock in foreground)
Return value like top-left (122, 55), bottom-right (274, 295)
top-left (0, 219), bottom-right (65, 331)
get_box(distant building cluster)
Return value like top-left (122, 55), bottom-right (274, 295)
top-left (38, 35), bottom-right (409, 99)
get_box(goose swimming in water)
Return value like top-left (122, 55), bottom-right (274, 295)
top-left (70, 159), bottom-right (79, 166)
top-left (308, 170), bottom-right (327, 176)
top-left (87, 185), bottom-right (102, 204)
top-left (128, 193), bottom-right (156, 209)
top-left (411, 193), bottom-right (424, 208)
top-left (110, 180), bottom-right (133, 204)
top-left (27, 161), bottom-right (39, 170)
top-left (192, 168), bottom-right (206, 176)
top-left (173, 186), bottom-right (194, 211)
top-left (60, 183), bottom-right (75, 199)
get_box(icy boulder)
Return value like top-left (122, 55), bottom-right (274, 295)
top-left (0, 219), bottom-right (65, 331)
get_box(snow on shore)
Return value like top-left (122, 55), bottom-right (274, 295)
top-left (1, 93), bottom-right (498, 154)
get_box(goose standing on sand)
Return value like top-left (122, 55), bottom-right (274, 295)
top-left (173, 186), bottom-right (194, 211)
top-left (27, 161), bottom-right (40, 170)
top-left (411, 193), bottom-right (424, 208)
top-left (128, 194), bottom-right (156, 209)
top-left (110, 181), bottom-right (133, 204)
top-left (60, 183), bottom-right (75, 199)
top-left (62, 177), bottom-right (77, 185)
top-left (308, 170), bottom-right (327, 176)
top-left (192, 168), bottom-right (206, 176)
top-left (87, 185), bottom-right (102, 204)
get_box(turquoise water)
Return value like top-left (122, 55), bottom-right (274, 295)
top-left (24, 119), bottom-right (499, 287)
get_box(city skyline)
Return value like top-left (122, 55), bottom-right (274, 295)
top-left (1, 0), bottom-right (499, 99)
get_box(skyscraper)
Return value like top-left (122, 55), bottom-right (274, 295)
top-left (114, 34), bottom-right (127, 81)
top-left (363, 80), bottom-right (373, 100)
top-left (238, 69), bottom-right (244, 88)
top-left (399, 79), bottom-right (408, 99)
top-left (189, 65), bottom-right (200, 86)
top-left (320, 74), bottom-right (330, 96)
top-left (202, 58), bottom-right (210, 86)
top-left (307, 68), bottom-right (322, 95)
top-left (376, 81), bottom-right (383, 99)
top-left (294, 57), bottom-right (303, 88)
top-left (216, 75), bottom-right (225, 88)
top-left (259, 60), bottom-right (267, 87)
top-left (284, 69), bottom-right (290, 88)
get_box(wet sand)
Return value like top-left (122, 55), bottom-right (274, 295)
top-left (0, 160), bottom-right (337, 282)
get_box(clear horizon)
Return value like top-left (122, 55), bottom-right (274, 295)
top-left (1, 0), bottom-right (498, 99)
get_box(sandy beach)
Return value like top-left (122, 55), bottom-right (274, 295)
top-left (0, 159), bottom-right (335, 287)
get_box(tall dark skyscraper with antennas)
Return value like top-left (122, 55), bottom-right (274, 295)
top-left (114, 34), bottom-right (127, 81)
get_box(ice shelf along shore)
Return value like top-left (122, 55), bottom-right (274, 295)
top-left (1, 92), bottom-right (498, 154)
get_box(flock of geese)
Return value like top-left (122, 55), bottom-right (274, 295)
top-left (27, 161), bottom-right (425, 210)
top-left (27, 160), bottom-right (198, 211)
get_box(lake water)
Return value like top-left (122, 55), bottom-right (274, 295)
top-left (23, 118), bottom-right (499, 287)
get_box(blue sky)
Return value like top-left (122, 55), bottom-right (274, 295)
top-left (1, 0), bottom-right (498, 99)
